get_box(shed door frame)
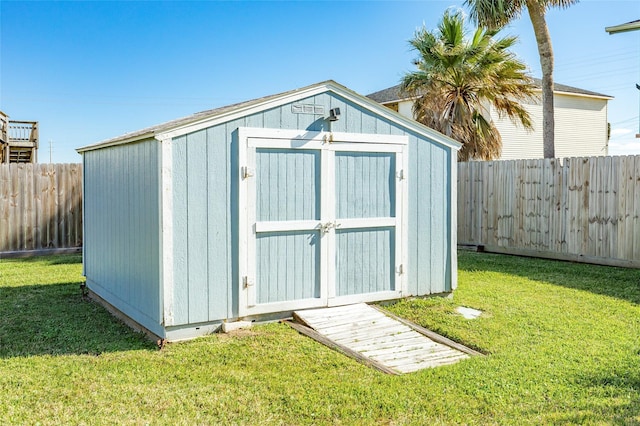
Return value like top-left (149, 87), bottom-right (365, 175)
top-left (238, 127), bottom-right (408, 318)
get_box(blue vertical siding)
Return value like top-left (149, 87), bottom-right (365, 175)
top-left (256, 231), bottom-right (321, 303)
top-left (256, 149), bottom-right (320, 221)
top-left (83, 139), bottom-right (162, 336)
top-left (406, 134), bottom-right (452, 295)
top-left (335, 227), bottom-right (395, 296)
top-left (172, 135), bottom-right (189, 324)
top-left (206, 125), bottom-right (229, 322)
top-left (335, 152), bottom-right (395, 219)
top-left (169, 92), bottom-right (453, 325)
top-left (185, 130), bottom-right (209, 324)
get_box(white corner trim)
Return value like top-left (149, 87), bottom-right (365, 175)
top-left (450, 150), bottom-right (458, 291)
top-left (159, 136), bottom-right (175, 326)
top-left (400, 148), bottom-right (409, 296)
top-left (237, 128), bottom-right (250, 317)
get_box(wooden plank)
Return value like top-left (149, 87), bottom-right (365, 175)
top-left (352, 335), bottom-right (430, 352)
top-left (310, 311), bottom-right (398, 328)
top-left (316, 320), bottom-right (410, 342)
top-left (23, 164), bottom-right (34, 250)
top-left (72, 164), bottom-right (82, 247)
top-left (299, 311), bottom-right (384, 327)
top-left (457, 155), bottom-right (640, 265)
top-left (285, 320), bottom-right (399, 375)
top-left (391, 352), bottom-right (469, 373)
top-left (9, 164), bottom-right (19, 250)
top-left (624, 156), bottom-right (634, 260)
top-left (39, 164), bottom-right (50, 248)
top-left (371, 305), bottom-right (484, 356)
top-left (616, 156), bottom-right (628, 260)
top-left (383, 348), bottom-right (466, 365)
top-left (634, 156), bottom-right (640, 260)
top-left (294, 304), bottom-right (478, 374)
top-left (294, 303), bottom-right (372, 321)
top-left (340, 330), bottom-right (421, 349)
top-left (591, 156), bottom-right (602, 258)
top-left (557, 158), bottom-right (567, 254)
top-left (48, 163), bottom-right (58, 248)
top-left (59, 163), bottom-right (68, 250)
top-left (33, 164), bottom-right (43, 249)
top-left (0, 164), bottom-right (8, 251)
top-left (483, 244), bottom-right (640, 269)
top-left (579, 157), bottom-right (590, 256)
top-left (362, 341), bottom-right (447, 359)
top-left (0, 247), bottom-right (82, 259)
top-left (311, 315), bottom-right (399, 333)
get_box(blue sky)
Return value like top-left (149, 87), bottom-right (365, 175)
top-left (1, 0), bottom-right (639, 163)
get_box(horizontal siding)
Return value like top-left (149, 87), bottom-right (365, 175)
top-left (494, 94), bottom-right (608, 160)
top-left (493, 103), bottom-right (543, 160)
top-left (554, 97), bottom-right (608, 158)
top-left (399, 95), bottom-right (609, 161)
top-left (83, 139), bottom-right (162, 336)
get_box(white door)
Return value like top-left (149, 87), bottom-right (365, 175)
top-left (238, 128), bottom-right (407, 317)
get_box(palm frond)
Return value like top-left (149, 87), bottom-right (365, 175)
top-left (403, 9), bottom-right (533, 161)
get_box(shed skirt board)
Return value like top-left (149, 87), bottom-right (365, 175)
top-left (292, 303), bottom-right (473, 374)
top-left (238, 129), bottom-right (409, 317)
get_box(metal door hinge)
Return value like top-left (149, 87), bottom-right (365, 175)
top-left (396, 169), bottom-right (405, 180)
top-left (242, 166), bottom-right (255, 179)
top-left (243, 276), bottom-right (254, 288)
top-left (396, 264), bottom-right (404, 275)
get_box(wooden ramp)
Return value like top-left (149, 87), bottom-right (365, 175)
top-left (290, 303), bottom-right (481, 374)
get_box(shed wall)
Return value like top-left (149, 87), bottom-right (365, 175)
top-left (170, 93), bottom-right (453, 325)
top-left (83, 139), bottom-right (162, 336)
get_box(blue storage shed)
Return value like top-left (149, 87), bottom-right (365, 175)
top-left (77, 81), bottom-right (461, 341)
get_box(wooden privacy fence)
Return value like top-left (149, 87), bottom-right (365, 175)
top-left (458, 156), bottom-right (640, 268)
top-left (0, 163), bottom-right (82, 254)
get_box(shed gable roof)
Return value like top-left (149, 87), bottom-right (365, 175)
top-left (77, 80), bottom-right (461, 153)
top-left (366, 78), bottom-right (612, 104)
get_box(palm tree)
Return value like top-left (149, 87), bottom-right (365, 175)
top-left (465, 0), bottom-right (578, 158)
top-left (402, 10), bottom-right (535, 161)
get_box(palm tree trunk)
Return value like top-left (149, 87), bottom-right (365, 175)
top-left (526, 0), bottom-right (555, 158)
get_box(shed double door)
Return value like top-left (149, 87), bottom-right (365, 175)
top-left (239, 128), bottom-right (408, 317)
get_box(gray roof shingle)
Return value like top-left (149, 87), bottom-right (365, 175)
top-left (366, 78), bottom-right (612, 104)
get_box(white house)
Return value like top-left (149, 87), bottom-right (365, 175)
top-left (367, 78), bottom-right (612, 160)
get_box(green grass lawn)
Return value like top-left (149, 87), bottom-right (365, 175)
top-left (1, 253), bottom-right (639, 425)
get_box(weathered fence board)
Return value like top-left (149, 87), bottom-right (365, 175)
top-left (0, 163), bottom-right (82, 253)
top-left (458, 156), bottom-right (640, 268)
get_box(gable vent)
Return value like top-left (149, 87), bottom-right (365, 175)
top-left (292, 104), bottom-right (325, 115)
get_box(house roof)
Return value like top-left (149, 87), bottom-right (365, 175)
top-left (606, 19), bottom-right (640, 34)
top-left (77, 80), bottom-right (461, 153)
top-left (366, 78), bottom-right (613, 104)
